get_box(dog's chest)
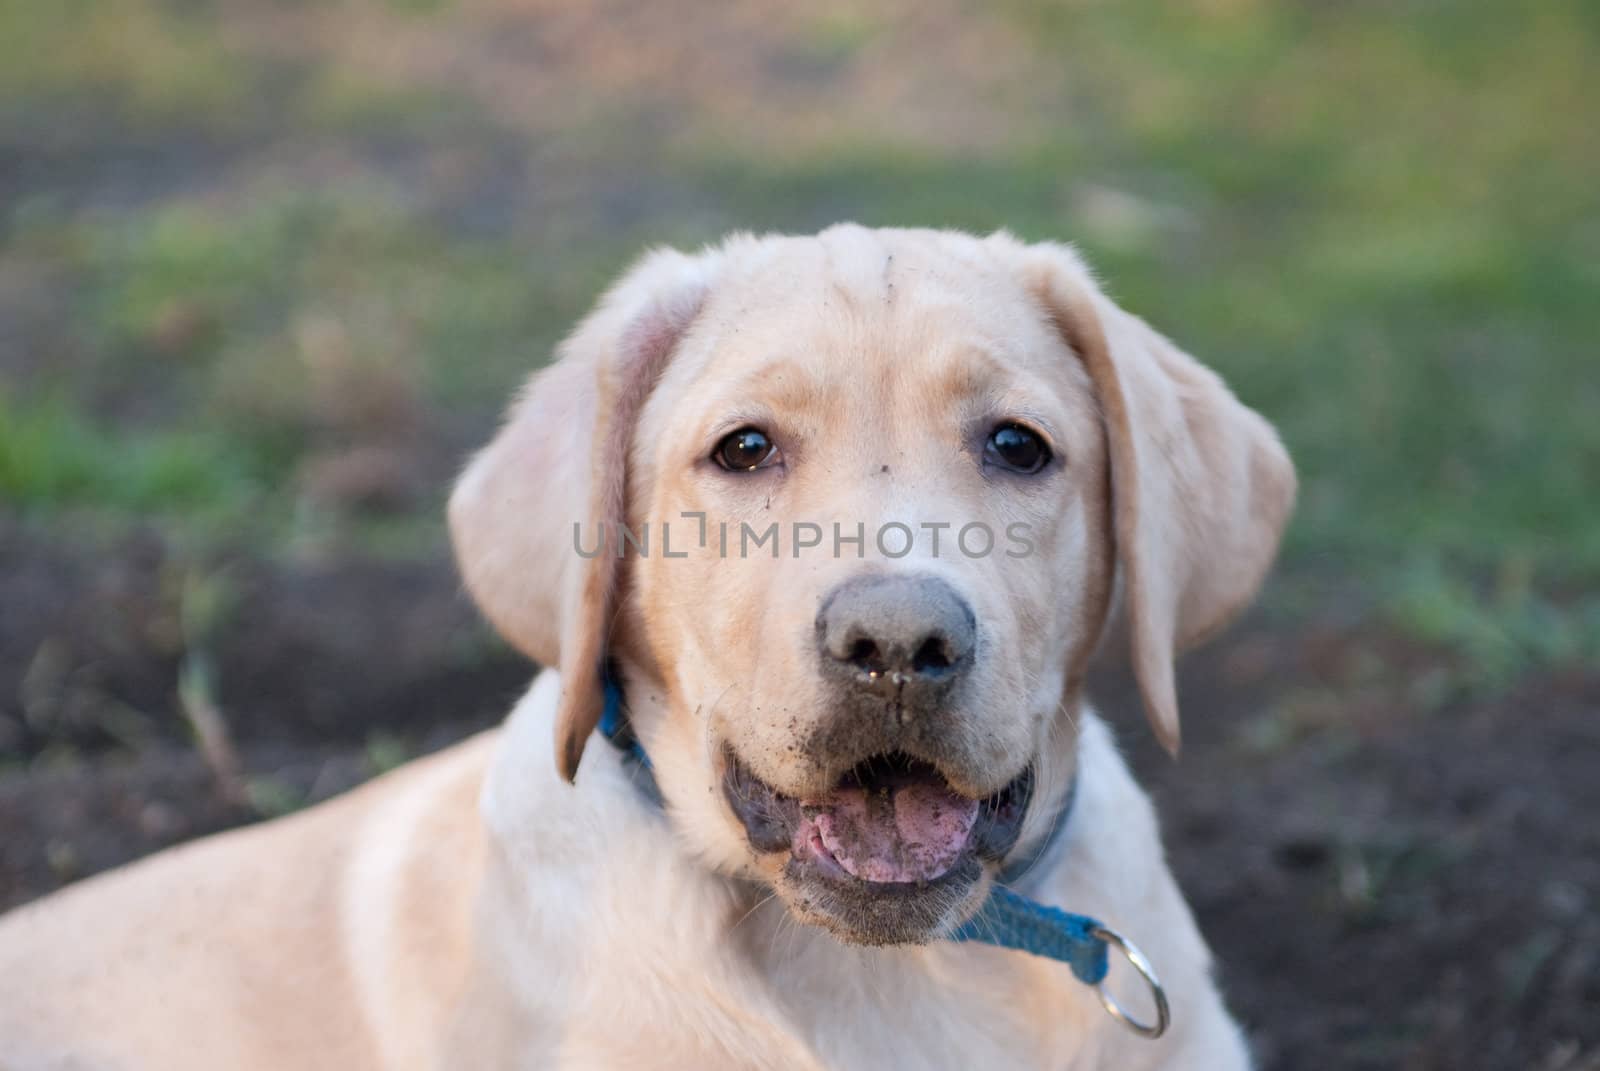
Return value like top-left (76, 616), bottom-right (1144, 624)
top-left (747, 919), bottom-right (1109, 1070)
top-left (484, 845), bottom-right (1109, 1071)
top-left (533, 934), bottom-right (1108, 1071)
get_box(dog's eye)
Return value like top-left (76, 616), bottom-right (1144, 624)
top-left (713, 427), bottom-right (781, 472)
top-left (985, 423), bottom-right (1051, 474)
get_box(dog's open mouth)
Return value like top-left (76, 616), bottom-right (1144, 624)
top-left (723, 748), bottom-right (1033, 943)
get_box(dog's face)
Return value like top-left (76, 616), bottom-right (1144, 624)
top-left (627, 240), bottom-right (1112, 940)
top-left (450, 227), bottom-right (1294, 945)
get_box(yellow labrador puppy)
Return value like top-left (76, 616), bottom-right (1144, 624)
top-left (0, 227), bottom-right (1294, 1070)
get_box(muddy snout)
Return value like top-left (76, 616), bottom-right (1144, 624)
top-left (815, 573), bottom-right (976, 707)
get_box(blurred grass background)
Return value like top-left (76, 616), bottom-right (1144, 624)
top-left (2, 0), bottom-right (1597, 681)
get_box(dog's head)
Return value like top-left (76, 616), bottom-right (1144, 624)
top-left (450, 227), bottom-right (1294, 945)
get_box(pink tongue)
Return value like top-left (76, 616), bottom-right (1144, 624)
top-left (801, 783), bottom-right (979, 884)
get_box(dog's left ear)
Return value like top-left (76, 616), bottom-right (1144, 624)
top-left (1004, 237), bottom-right (1297, 755)
top-left (449, 246), bottom-right (717, 781)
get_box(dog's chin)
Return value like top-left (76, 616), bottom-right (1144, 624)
top-left (776, 841), bottom-right (986, 947)
top-left (722, 748), bottom-right (1034, 946)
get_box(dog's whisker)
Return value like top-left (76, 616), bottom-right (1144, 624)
top-left (731, 890), bottom-right (780, 937)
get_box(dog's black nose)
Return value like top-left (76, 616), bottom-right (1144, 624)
top-left (816, 575), bottom-right (976, 698)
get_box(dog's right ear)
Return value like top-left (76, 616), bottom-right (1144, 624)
top-left (449, 247), bottom-right (716, 782)
top-left (1003, 236), bottom-right (1296, 757)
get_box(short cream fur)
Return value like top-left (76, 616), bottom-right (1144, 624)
top-left (0, 227), bottom-right (1293, 1070)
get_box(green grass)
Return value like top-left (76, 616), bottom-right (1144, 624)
top-left (1, 1), bottom-right (1595, 669)
top-left (0, 0), bottom-right (251, 128)
top-left (0, 392), bottom-right (255, 514)
top-left (680, 2), bottom-right (1600, 585)
top-left (3, 190), bottom-right (620, 545)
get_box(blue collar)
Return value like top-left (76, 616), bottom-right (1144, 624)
top-left (598, 663), bottom-right (652, 770)
top-left (598, 663), bottom-right (660, 806)
top-left (595, 669), bottom-right (1169, 1038)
